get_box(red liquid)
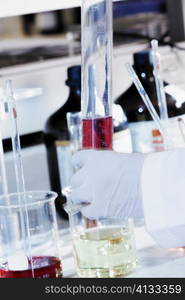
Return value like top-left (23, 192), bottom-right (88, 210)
top-left (0, 256), bottom-right (62, 278)
top-left (82, 116), bottom-right (113, 150)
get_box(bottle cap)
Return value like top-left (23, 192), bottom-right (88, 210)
top-left (133, 50), bottom-right (152, 68)
top-left (66, 65), bottom-right (81, 87)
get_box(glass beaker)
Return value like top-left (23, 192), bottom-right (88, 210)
top-left (67, 207), bottom-right (137, 278)
top-left (0, 191), bottom-right (62, 278)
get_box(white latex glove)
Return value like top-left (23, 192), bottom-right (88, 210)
top-left (70, 150), bottom-right (146, 220)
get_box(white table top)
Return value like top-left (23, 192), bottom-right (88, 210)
top-left (59, 225), bottom-right (185, 278)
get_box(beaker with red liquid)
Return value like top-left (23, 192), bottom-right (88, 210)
top-left (0, 191), bottom-right (62, 278)
top-left (0, 256), bottom-right (62, 278)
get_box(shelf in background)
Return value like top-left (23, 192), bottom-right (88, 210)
top-left (113, 0), bottom-right (166, 18)
top-left (0, 0), bottom-right (80, 18)
top-left (0, 0), bottom-right (122, 18)
top-left (1, 0), bottom-right (165, 19)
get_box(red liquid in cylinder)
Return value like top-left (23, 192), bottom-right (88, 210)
top-left (0, 256), bottom-right (62, 278)
top-left (82, 116), bottom-right (113, 150)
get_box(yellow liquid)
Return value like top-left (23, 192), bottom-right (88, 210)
top-left (73, 226), bottom-right (137, 278)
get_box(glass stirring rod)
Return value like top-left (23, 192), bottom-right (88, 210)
top-left (5, 80), bottom-right (34, 277)
top-left (0, 93), bottom-right (9, 203)
top-left (0, 131), bottom-right (8, 194)
top-left (151, 39), bottom-right (168, 122)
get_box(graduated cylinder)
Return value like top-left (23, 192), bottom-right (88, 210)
top-left (81, 0), bottom-right (113, 150)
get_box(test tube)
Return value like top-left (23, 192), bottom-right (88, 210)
top-left (81, 0), bottom-right (113, 150)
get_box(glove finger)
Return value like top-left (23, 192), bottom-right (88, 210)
top-left (81, 206), bottom-right (97, 220)
top-left (81, 203), bottom-right (105, 220)
top-left (70, 184), bottom-right (92, 204)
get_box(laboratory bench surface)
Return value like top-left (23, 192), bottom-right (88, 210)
top-left (58, 223), bottom-right (185, 278)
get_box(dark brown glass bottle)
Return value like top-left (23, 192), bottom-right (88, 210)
top-left (44, 66), bottom-right (81, 218)
top-left (116, 50), bottom-right (185, 152)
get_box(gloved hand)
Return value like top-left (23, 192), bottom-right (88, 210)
top-left (70, 150), bottom-right (146, 220)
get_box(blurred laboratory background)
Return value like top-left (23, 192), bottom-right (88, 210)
top-left (1, 0), bottom-right (185, 218)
